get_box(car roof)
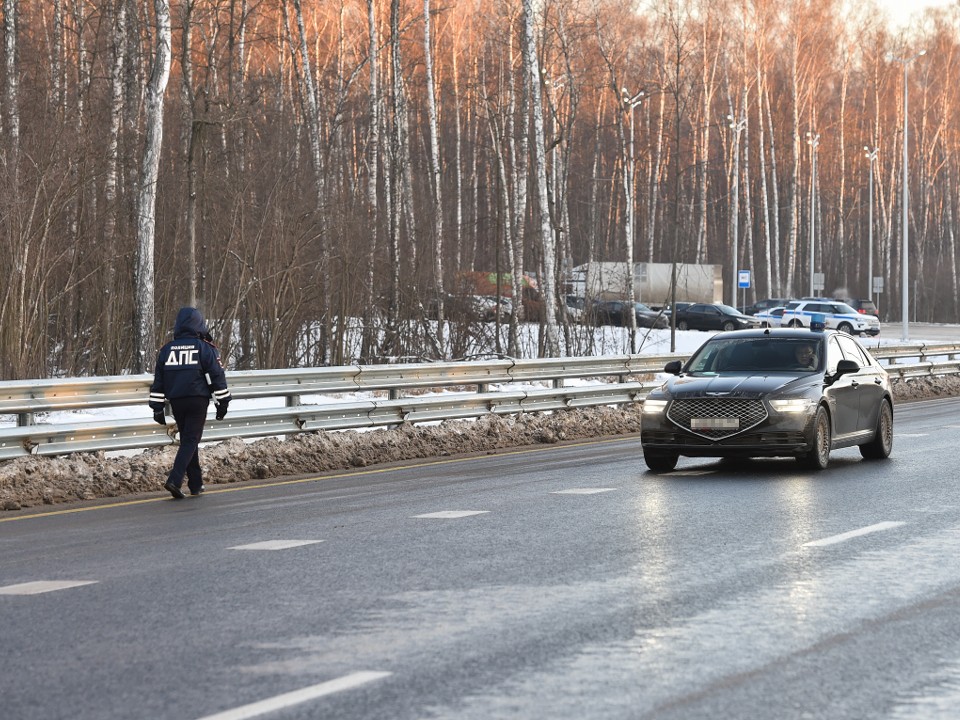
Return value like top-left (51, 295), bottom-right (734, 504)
top-left (702, 327), bottom-right (841, 340)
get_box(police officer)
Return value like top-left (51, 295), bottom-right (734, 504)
top-left (149, 307), bottom-right (231, 499)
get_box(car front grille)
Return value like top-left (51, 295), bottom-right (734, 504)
top-left (666, 398), bottom-right (768, 440)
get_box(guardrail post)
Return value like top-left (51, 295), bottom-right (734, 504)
top-left (286, 395), bottom-right (301, 408)
top-left (553, 378), bottom-right (564, 389)
top-left (17, 412), bottom-right (34, 427)
top-left (477, 383), bottom-right (488, 394)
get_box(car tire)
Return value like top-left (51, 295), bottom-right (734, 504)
top-left (722, 321), bottom-right (736, 332)
top-left (788, 319), bottom-right (803, 328)
top-left (838, 322), bottom-right (853, 333)
top-left (644, 451), bottom-right (679, 473)
top-left (678, 320), bottom-right (689, 331)
top-left (798, 406), bottom-right (831, 470)
top-left (859, 399), bottom-right (893, 460)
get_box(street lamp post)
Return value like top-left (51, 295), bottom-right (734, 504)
top-left (807, 132), bottom-right (820, 298)
top-left (889, 50), bottom-right (926, 341)
top-left (622, 88), bottom-right (644, 352)
top-left (728, 114), bottom-right (747, 309)
top-left (864, 146), bottom-right (879, 303)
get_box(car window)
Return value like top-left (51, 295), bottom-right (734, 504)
top-left (834, 303), bottom-right (858, 314)
top-left (689, 304), bottom-right (709, 313)
top-left (785, 301), bottom-right (800, 310)
top-left (837, 335), bottom-right (871, 366)
top-left (825, 337), bottom-right (844, 375)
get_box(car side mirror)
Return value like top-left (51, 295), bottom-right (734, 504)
top-left (664, 360), bottom-right (683, 375)
top-left (835, 359), bottom-right (859, 376)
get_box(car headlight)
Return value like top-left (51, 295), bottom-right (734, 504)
top-left (768, 398), bottom-right (815, 413)
top-left (643, 398), bottom-right (669, 414)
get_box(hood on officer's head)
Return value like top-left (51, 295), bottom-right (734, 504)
top-left (173, 307), bottom-right (209, 338)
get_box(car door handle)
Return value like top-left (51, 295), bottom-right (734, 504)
top-left (851, 380), bottom-right (860, 387)
top-left (874, 378), bottom-right (883, 384)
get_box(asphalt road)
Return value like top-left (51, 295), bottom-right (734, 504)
top-left (881, 321), bottom-right (960, 343)
top-left (2, 397), bottom-right (960, 719)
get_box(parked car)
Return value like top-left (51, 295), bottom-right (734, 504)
top-left (673, 303), bottom-right (763, 331)
top-left (841, 298), bottom-right (880, 318)
top-left (640, 328), bottom-right (894, 472)
top-left (755, 306), bottom-right (787, 328)
top-left (740, 297), bottom-right (793, 315)
top-left (587, 300), bottom-right (668, 328)
top-left (781, 299), bottom-right (880, 336)
top-left (634, 302), bottom-right (669, 329)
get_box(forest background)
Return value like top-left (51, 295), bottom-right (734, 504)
top-left (0, 0), bottom-right (955, 380)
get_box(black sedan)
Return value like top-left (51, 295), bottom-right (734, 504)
top-left (588, 300), bottom-right (668, 329)
top-left (674, 302), bottom-right (762, 331)
top-left (640, 328), bottom-right (893, 472)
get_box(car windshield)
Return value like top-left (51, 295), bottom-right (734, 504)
top-left (716, 304), bottom-right (741, 316)
top-left (685, 336), bottom-right (823, 374)
top-left (834, 303), bottom-right (858, 314)
top-left (635, 303), bottom-right (654, 312)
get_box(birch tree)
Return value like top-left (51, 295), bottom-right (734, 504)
top-left (133, 0), bottom-right (171, 373)
top-left (521, 0), bottom-right (559, 356)
top-left (423, 0), bottom-right (445, 350)
top-left (3, 0), bottom-right (19, 174)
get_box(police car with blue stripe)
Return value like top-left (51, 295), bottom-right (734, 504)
top-left (780, 299), bottom-right (881, 336)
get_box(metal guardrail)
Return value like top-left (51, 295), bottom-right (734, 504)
top-left (0, 355), bottom-right (681, 460)
top-left (1, 343), bottom-right (958, 461)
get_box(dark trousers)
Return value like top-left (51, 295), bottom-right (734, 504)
top-left (167, 396), bottom-right (209, 493)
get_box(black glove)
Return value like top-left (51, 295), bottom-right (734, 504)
top-left (215, 399), bottom-right (229, 420)
top-left (153, 411), bottom-right (166, 426)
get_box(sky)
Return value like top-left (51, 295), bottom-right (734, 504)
top-left (880, 0), bottom-right (954, 29)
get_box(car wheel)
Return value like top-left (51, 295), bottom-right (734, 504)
top-left (644, 451), bottom-right (679, 473)
top-left (722, 321), bottom-right (736, 332)
top-left (859, 400), bottom-right (893, 460)
top-left (678, 320), bottom-right (689, 331)
top-left (788, 319), bottom-right (803, 328)
top-left (837, 322), bottom-right (853, 333)
top-left (798, 406), bottom-right (831, 470)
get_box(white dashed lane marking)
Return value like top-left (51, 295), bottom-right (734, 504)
top-left (803, 521), bottom-right (906, 547)
top-left (414, 511), bottom-right (489, 519)
top-left (0, 580), bottom-right (98, 595)
top-left (551, 488), bottom-right (617, 495)
top-left (193, 671), bottom-right (392, 720)
top-left (229, 540), bottom-right (325, 551)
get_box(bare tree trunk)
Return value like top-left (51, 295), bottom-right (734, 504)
top-left (423, 0), bottom-right (445, 351)
top-left (361, 0), bottom-right (381, 361)
top-left (647, 90), bottom-right (666, 262)
top-left (4, 0), bottom-right (19, 176)
top-left (508, 19), bottom-right (529, 356)
top-left (451, 39), bottom-right (464, 274)
top-left (290, 0), bottom-right (331, 362)
top-left (51, 0), bottom-right (65, 115)
top-left (181, 0), bottom-right (198, 306)
top-left (133, 0), bottom-right (171, 373)
top-left (102, 0), bottom-right (127, 373)
top-left (785, 34), bottom-right (800, 298)
top-left (521, 0), bottom-right (558, 356)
